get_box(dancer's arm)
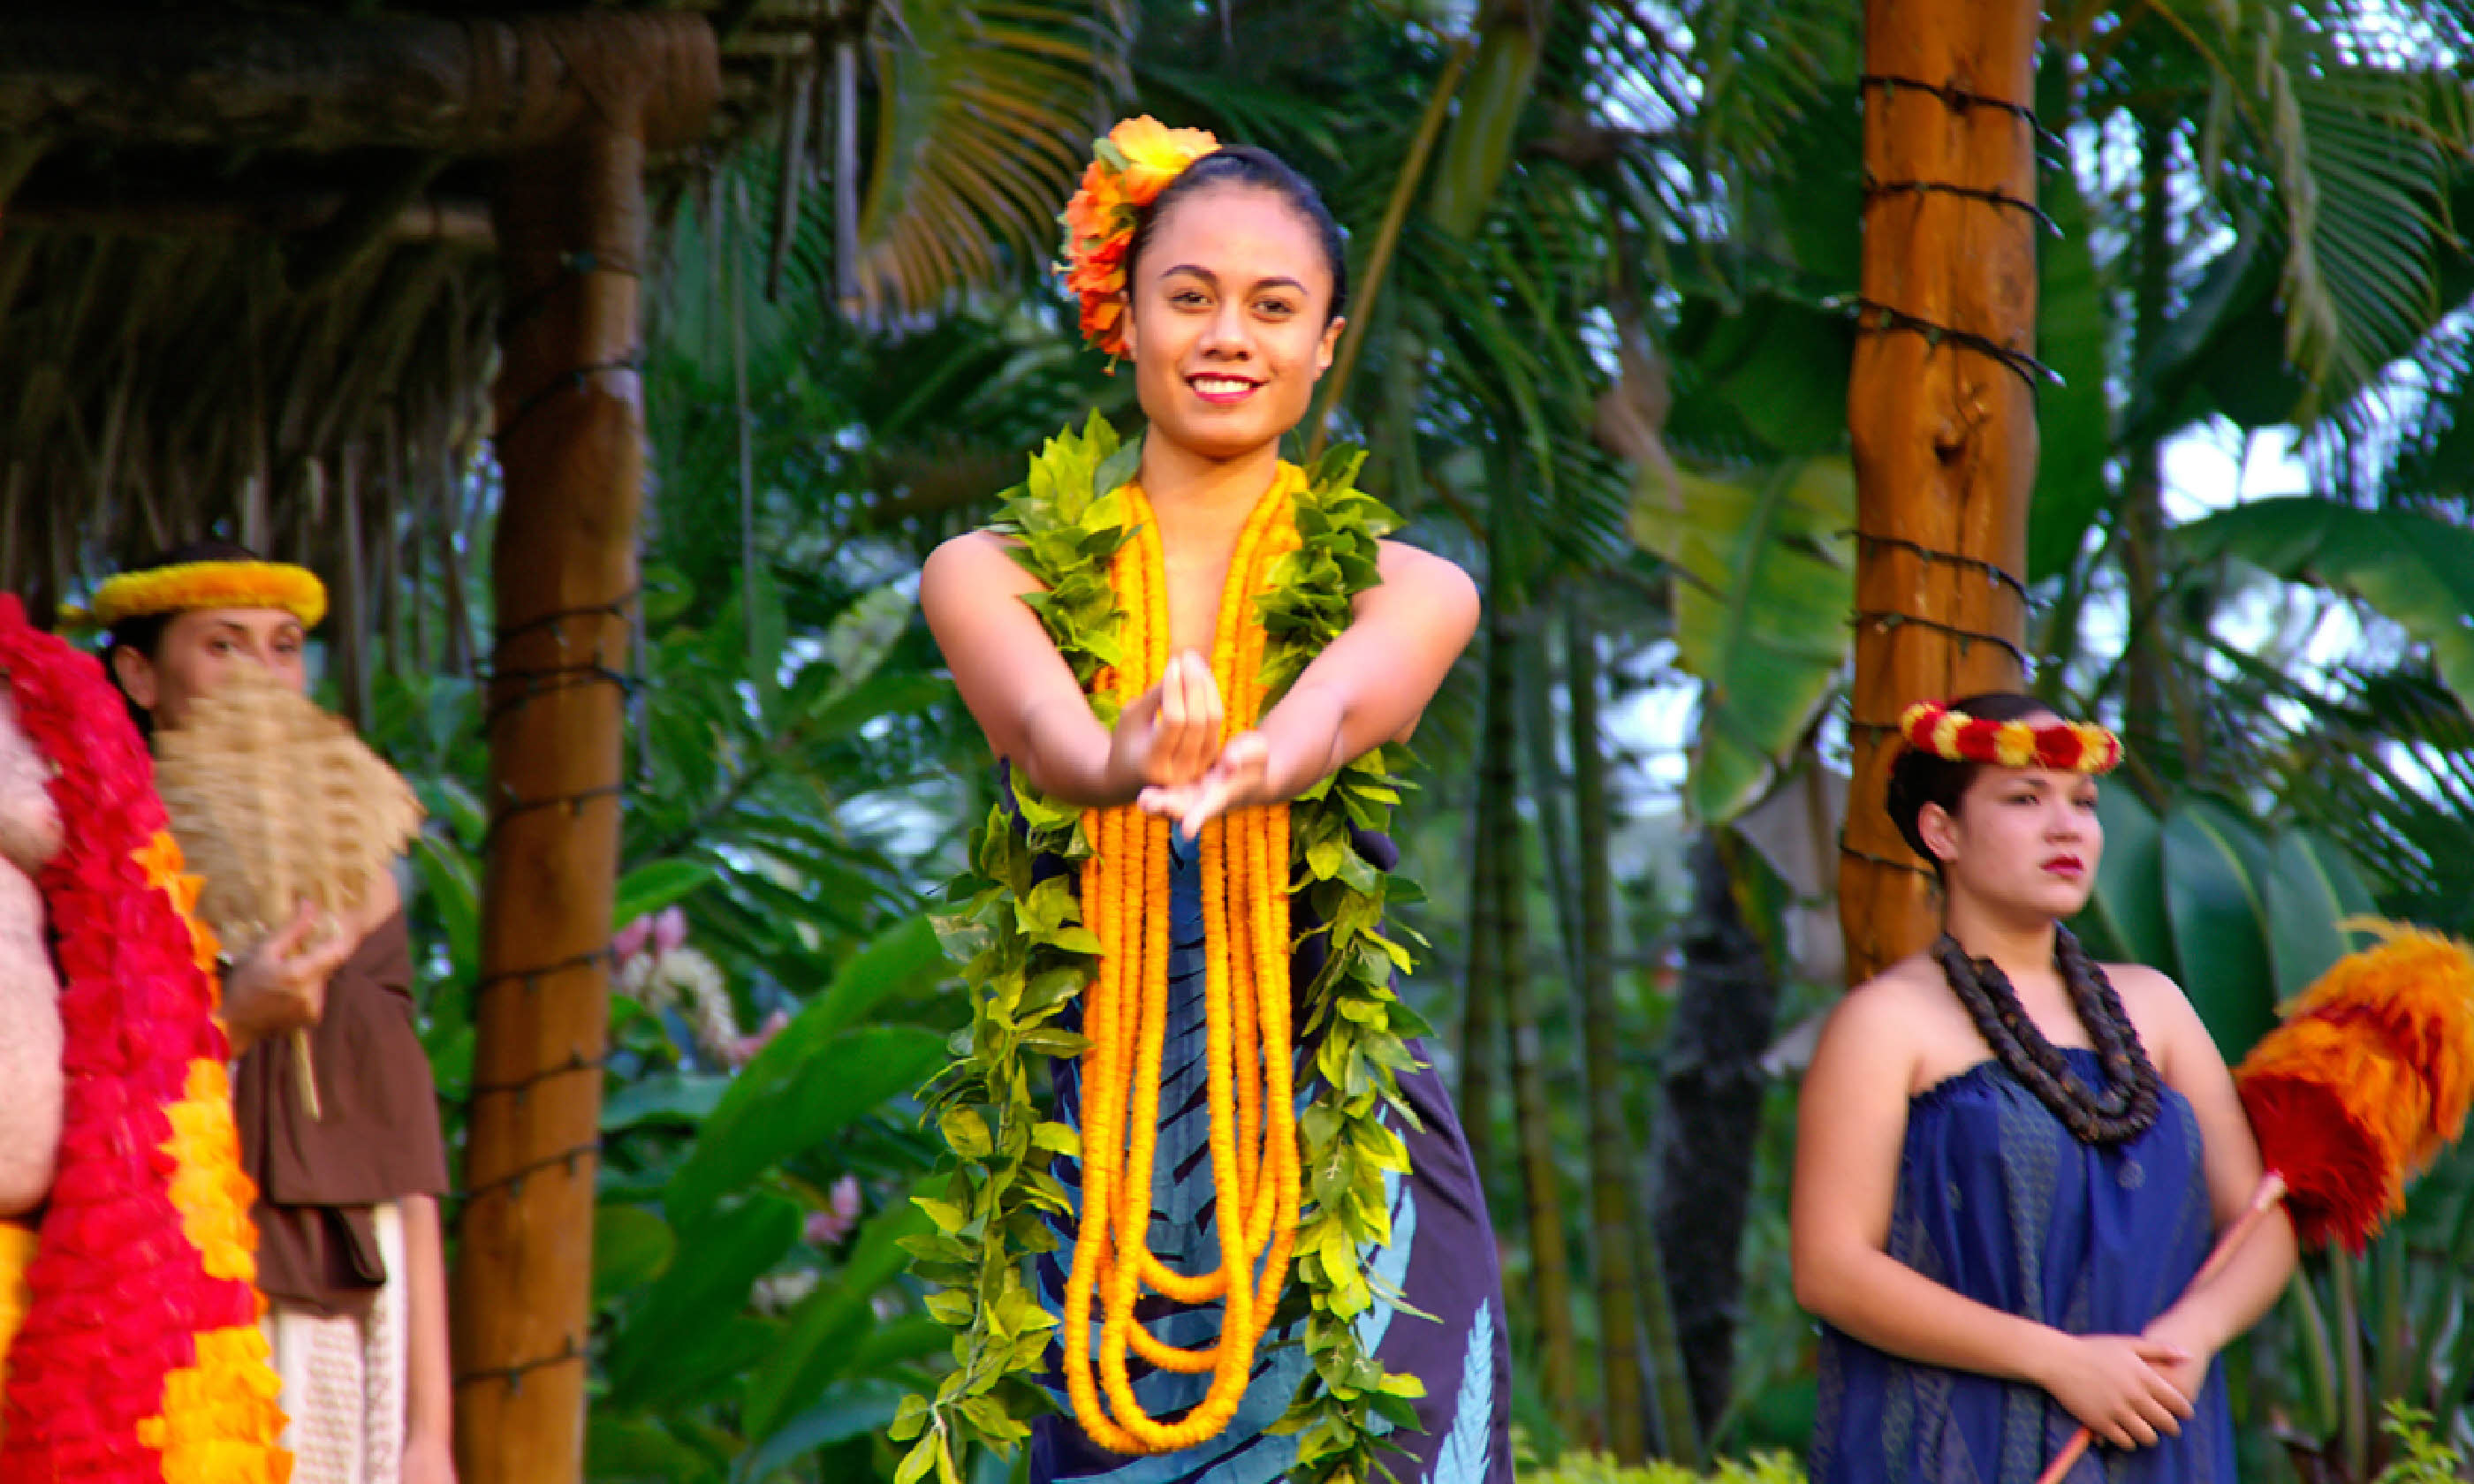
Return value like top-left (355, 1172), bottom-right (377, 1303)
top-left (401, 1192), bottom-right (458, 1484)
top-left (921, 532), bottom-right (1226, 803)
top-left (1790, 978), bottom-right (2197, 1450)
top-left (1135, 542), bottom-right (1477, 831)
top-left (2119, 965), bottom-right (2298, 1397)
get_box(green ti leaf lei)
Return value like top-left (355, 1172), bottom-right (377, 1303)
top-left (892, 412), bottom-right (1438, 1484)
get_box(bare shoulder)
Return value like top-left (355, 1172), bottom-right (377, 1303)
top-left (1821, 953), bottom-right (2004, 1096)
top-left (2097, 958), bottom-right (2188, 1006)
top-left (920, 531), bottom-right (1043, 634)
top-left (1369, 540), bottom-right (1479, 626)
top-left (922, 528), bottom-right (1038, 597)
top-left (1848, 952), bottom-right (1956, 1015)
top-left (1375, 538), bottom-right (1472, 587)
top-left (2098, 958), bottom-right (2221, 1070)
top-left (1814, 957), bottom-right (1946, 1061)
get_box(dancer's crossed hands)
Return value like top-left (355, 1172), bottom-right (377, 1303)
top-left (1109, 650), bottom-right (1226, 792)
top-left (1140, 732), bottom-right (1270, 838)
top-left (2036, 1331), bottom-right (2195, 1450)
top-left (1107, 650), bottom-right (1273, 837)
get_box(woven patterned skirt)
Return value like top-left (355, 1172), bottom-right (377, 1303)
top-left (263, 1200), bottom-right (407, 1484)
top-left (1030, 835), bottom-right (1514, 1484)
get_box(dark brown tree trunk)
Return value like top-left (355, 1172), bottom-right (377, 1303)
top-left (1565, 597), bottom-right (1650, 1461)
top-left (1499, 697), bottom-right (1584, 1444)
top-left (2120, 108), bottom-right (2196, 773)
top-left (1458, 611), bottom-right (1508, 1200)
top-left (1841, 0), bottom-right (2038, 982)
top-left (1657, 830), bottom-right (1782, 1435)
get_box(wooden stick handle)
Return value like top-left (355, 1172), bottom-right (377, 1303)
top-left (2033, 1172), bottom-right (2288, 1484)
top-left (292, 1026), bottom-right (323, 1121)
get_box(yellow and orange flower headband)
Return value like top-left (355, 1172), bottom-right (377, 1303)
top-left (1899, 700), bottom-right (2122, 775)
top-left (1059, 116), bottom-right (1221, 360)
top-left (79, 561), bottom-right (328, 632)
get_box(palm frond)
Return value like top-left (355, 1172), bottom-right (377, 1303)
top-left (2149, 0), bottom-right (2474, 407)
top-left (847, 0), bottom-right (1132, 317)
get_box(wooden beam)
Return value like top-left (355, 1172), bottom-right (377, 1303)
top-left (0, 190), bottom-right (495, 245)
top-left (0, 12), bottom-right (717, 155)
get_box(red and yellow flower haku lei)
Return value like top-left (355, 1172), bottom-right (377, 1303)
top-left (0, 597), bottom-right (288, 1481)
top-left (1059, 469), bottom-right (1304, 1453)
top-left (1897, 699), bottom-right (2121, 775)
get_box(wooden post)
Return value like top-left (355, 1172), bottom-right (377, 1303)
top-left (453, 17), bottom-right (715, 1484)
top-left (1840, 0), bottom-right (2040, 985)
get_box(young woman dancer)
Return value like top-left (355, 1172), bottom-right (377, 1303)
top-left (917, 121), bottom-right (1514, 1483)
top-left (1796, 693), bottom-right (2296, 1484)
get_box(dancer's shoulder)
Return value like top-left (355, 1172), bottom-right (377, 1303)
top-left (922, 528), bottom-right (1042, 602)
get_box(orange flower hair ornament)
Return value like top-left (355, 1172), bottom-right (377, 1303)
top-left (2037, 920), bottom-right (2474, 1484)
top-left (1898, 700), bottom-right (2121, 775)
top-left (1059, 116), bottom-right (1220, 360)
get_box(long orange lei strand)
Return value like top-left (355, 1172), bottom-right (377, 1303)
top-left (1059, 469), bottom-right (1303, 1453)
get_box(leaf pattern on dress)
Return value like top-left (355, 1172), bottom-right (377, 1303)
top-left (1429, 1298), bottom-right (1497, 1484)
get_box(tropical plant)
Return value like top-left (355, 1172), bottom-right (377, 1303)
top-left (373, 564), bottom-right (967, 1481)
top-left (1517, 1442), bottom-right (1806, 1484)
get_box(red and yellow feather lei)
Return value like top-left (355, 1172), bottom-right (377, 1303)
top-left (0, 595), bottom-right (289, 1481)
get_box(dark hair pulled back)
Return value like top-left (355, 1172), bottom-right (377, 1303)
top-left (1884, 691), bottom-right (2060, 874)
top-left (1125, 145), bottom-right (1350, 322)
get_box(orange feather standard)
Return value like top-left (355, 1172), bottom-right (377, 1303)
top-left (2233, 921), bottom-right (2474, 1251)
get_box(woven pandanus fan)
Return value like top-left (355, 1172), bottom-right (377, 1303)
top-left (154, 663), bottom-right (424, 1118)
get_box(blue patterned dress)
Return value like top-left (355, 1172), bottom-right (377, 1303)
top-left (1811, 1049), bottom-right (2235, 1484)
top-left (1029, 828), bottom-right (1514, 1484)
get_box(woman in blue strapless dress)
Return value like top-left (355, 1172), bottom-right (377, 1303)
top-left (1795, 695), bottom-right (2296, 1484)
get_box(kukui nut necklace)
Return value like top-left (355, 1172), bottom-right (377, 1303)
top-left (1934, 925), bottom-right (2163, 1145)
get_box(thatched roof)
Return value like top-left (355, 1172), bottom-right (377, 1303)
top-left (0, 3), bottom-right (850, 655)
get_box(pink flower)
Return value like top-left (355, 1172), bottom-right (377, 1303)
top-left (653, 905), bottom-right (688, 957)
top-left (805, 1175), bottom-right (863, 1246)
top-left (613, 915), bottom-right (653, 966)
top-left (727, 1007), bottom-right (792, 1070)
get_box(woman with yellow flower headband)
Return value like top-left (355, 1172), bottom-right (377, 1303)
top-left (912, 120), bottom-right (1512, 1483)
top-left (102, 541), bottom-right (458, 1484)
top-left (1795, 693), bottom-right (2295, 1484)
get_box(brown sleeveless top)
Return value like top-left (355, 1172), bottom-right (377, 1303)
top-left (231, 909), bottom-right (449, 1317)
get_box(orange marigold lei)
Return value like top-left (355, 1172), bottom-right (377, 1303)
top-left (1058, 470), bottom-right (1303, 1452)
top-left (0, 595), bottom-right (290, 1482)
top-left (898, 415), bottom-right (1431, 1484)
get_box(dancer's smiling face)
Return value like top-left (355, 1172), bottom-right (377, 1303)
top-left (1119, 182), bottom-right (1345, 462)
